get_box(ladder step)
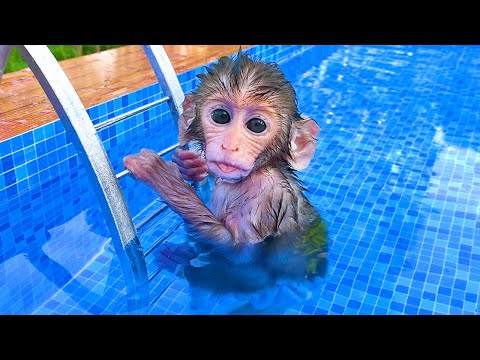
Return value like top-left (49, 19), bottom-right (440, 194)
top-left (148, 266), bottom-right (164, 283)
top-left (149, 277), bottom-right (176, 306)
top-left (94, 96), bottom-right (169, 131)
top-left (135, 203), bottom-right (169, 232)
top-left (144, 219), bottom-right (184, 258)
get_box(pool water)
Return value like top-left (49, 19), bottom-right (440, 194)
top-left (1, 45), bottom-right (479, 314)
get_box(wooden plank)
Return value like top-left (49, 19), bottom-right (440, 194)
top-left (0, 45), bottom-right (253, 141)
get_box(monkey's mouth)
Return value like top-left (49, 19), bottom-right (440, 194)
top-left (217, 162), bottom-right (238, 173)
top-left (209, 161), bottom-right (249, 181)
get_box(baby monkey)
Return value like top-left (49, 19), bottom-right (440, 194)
top-left (124, 49), bottom-right (327, 290)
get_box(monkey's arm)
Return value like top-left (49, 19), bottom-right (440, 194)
top-left (124, 149), bottom-right (233, 246)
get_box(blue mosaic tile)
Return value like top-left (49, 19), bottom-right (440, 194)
top-left (330, 304), bottom-right (345, 314)
top-left (1, 154), bottom-right (14, 173)
top-left (10, 135), bottom-right (23, 152)
top-left (0, 140), bottom-right (12, 158)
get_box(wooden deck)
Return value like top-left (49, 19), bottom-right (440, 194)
top-left (0, 45), bottom-right (253, 141)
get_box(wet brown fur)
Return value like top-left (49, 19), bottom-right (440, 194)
top-left (124, 50), bottom-right (323, 266)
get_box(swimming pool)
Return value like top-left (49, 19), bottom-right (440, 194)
top-left (1, 44), bottom-right (479, 314)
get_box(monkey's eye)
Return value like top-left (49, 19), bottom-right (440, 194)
top-left (211, 109), bottom-right (230, 124)
top-left (247, 118), bottom-right (267, 133)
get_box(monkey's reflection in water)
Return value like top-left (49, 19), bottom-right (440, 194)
top-left (157, 217), bottom-right (328, 314)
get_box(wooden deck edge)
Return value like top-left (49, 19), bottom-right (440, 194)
top-left (0, 45), bottom-right (253, 141)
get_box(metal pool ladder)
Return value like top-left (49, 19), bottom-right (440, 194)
top-left (2, 45), bottom-right (191, 313)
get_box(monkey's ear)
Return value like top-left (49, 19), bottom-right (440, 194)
top-left (289, 116), bottom-right (320, 170)
top-left (178, 93), bottom-right (195, 146)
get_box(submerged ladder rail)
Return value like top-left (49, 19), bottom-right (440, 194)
top-left (134, 203), bottom-right (169, 232)
top-left (9, 45), bottom-right (196, 313)
top-left (147, 220), bottom-right (185, 283)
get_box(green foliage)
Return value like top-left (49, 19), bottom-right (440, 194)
top-left (301, 217), bottom-right (328, 253)
top-left (4, 45), bottom-right (124, 74)
top-left (297, 216), bottom-right (329, 278)
top-left (4, 48), bottom-right (25, 73)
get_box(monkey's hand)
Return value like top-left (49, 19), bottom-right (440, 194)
top-left (123, 148), bottom-right (186, 191)
top-left (157, 242), bottom-right (196, 274)
top-left (171, 147), bottom-right (208, 182)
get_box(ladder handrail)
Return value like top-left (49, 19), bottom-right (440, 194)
top-left (15, 45), bottom-right (149, 313)
top-left (142, 45), bottom-right (185, 121)
top-left (9, 45), bottom-right (209, 313)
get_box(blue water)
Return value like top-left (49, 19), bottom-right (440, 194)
top-left (1, 45), bottom-right (479, 314)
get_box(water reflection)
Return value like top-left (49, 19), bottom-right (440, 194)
top-left (0, 185), bottom-right (113, 314)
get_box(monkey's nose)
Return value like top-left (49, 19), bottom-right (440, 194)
top-left (221, 143), bottom-right (240, 152)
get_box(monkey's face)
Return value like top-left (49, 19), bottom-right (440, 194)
top-left (201, 98), bottom-right (280, 183)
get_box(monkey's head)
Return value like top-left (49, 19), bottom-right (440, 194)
top-left (180, 49), bottom-right (320, 183)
